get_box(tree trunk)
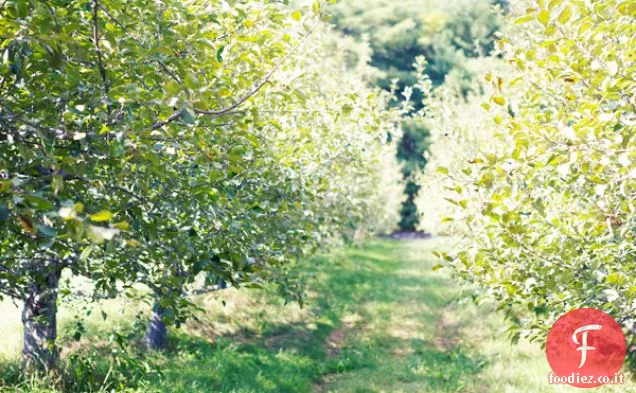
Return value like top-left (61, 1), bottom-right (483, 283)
top-left (22, 270), bottom-right (61, 372)
top-left (144, 304), bottom-right (167, 350)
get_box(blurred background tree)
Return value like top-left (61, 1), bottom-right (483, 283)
top-left (330, 0), bottom-right (506, 232)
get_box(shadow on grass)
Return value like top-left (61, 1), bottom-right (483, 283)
top-left (150, 326), bottom-right (488, 393)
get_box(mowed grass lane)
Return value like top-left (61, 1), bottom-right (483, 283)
top-left (143, 239), bottom-right (636, 392)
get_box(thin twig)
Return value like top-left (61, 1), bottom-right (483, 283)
top-left (0, 103), bottom-right (71, 139)
top-left (157, 60), bottom-right (182, 84)
top-left (193, 10), bottom-right (325, 118)
top-left (92, 0), bottom-right (109, 97)
top-left (148, 110), bottom-right (182, 131)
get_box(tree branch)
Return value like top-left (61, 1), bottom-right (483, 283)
top-left (145, 11), bottom-right (326, 131)
top-left (148, 110), bottom-right (182, 131)
top-left (157, 60), bottom-right (182, 85)
top-left (187, 283), bottom-right (227, 296)
top-left (92, 0), bottom-right (109, 98)
top-left (193, 11), bottom-right (324, 118)
top-left (0, 103), bottom-right (71, 139)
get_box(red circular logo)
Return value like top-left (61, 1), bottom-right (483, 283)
top-left (546, 308), bottom-right (626, 388)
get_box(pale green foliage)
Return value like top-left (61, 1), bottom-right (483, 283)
top-left (416, 57), bottom-right (511, 235)
top-left (363, 146), bottom-right (405, 235)
top-left (433, 0), bottom-right (636, 342)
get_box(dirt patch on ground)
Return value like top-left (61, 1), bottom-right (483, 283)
top-left (313, 374), bottom-right (337, 393)
top-left (324, 313), bottom-right (362, 359)
top-left (433, 308), bottom-right (461, 351)
top-left (391, 346), bottom-right (415, 357)
top-left (313, 314), bottom-right (364, 392)
top-left (261, 326), bottom-right (315, 352)
top-left (325, 328), bottom-right (346, 359)
top-left (387, 319), bottom-right (425, 341)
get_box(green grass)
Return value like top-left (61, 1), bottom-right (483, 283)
top-left (1, 238), bottom-right (635, 392)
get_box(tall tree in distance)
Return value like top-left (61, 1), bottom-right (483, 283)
top-left (397, 119), bottom-right (430, 231)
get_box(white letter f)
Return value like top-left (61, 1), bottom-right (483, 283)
top-left (572, 324), bottom-right (602, 368)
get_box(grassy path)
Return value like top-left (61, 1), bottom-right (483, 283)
top-left (145, 238), bottom-right (633, 392)
top-left (1, 239), bottom-right (634, 392)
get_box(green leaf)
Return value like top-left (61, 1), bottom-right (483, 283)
top-left (538, 10), bottom-right (550, 26)
top-left (52, 174), bottom-right (64, 194)
top-left (515, 15), bottom-right (534, 24)
top-left (230, 145), bottom-right (246, 156)
top-left (216, 45), bottom-right (225, 62)
top-left (618, 1), bottom-right (636, 15)
top-left (113, 221), bottom-right (130, 231)
top-left (16, 0), bottom-right (28, 19)
top-left (79, 245), bottom-right (95, 262)
top-left (25, 195), bottom-right (55, 211)
top-left (493, 96), bottom-right (505, 106)
top-left (165, 80), bottom-right (181, 96)
top-left (436, 166), bottom-right (449, 175)
top-left (36, 224), bottom-right (57, 238)
top-left (606, 273), bottom-right (624, 285)
top-left (557, 6), bottom-right (572, 24)
top-left (90, 210), bottom-right (113, 222)
top-left (181, 107), bottom-right (196, 124)
top-left (548, 0), bottom-right (563, 9)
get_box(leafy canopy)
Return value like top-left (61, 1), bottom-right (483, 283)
top-left (429, 0), bottom-right (636, 344)
top-left (0, 0), bottom-right (400, 317)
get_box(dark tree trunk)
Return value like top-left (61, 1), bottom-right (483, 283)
top-left (22, 270), bottom-right (61, 372)
top-left (398, 180), bottom-right (421, 232)
top-left (144, 304), bottom-right (167, 350)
